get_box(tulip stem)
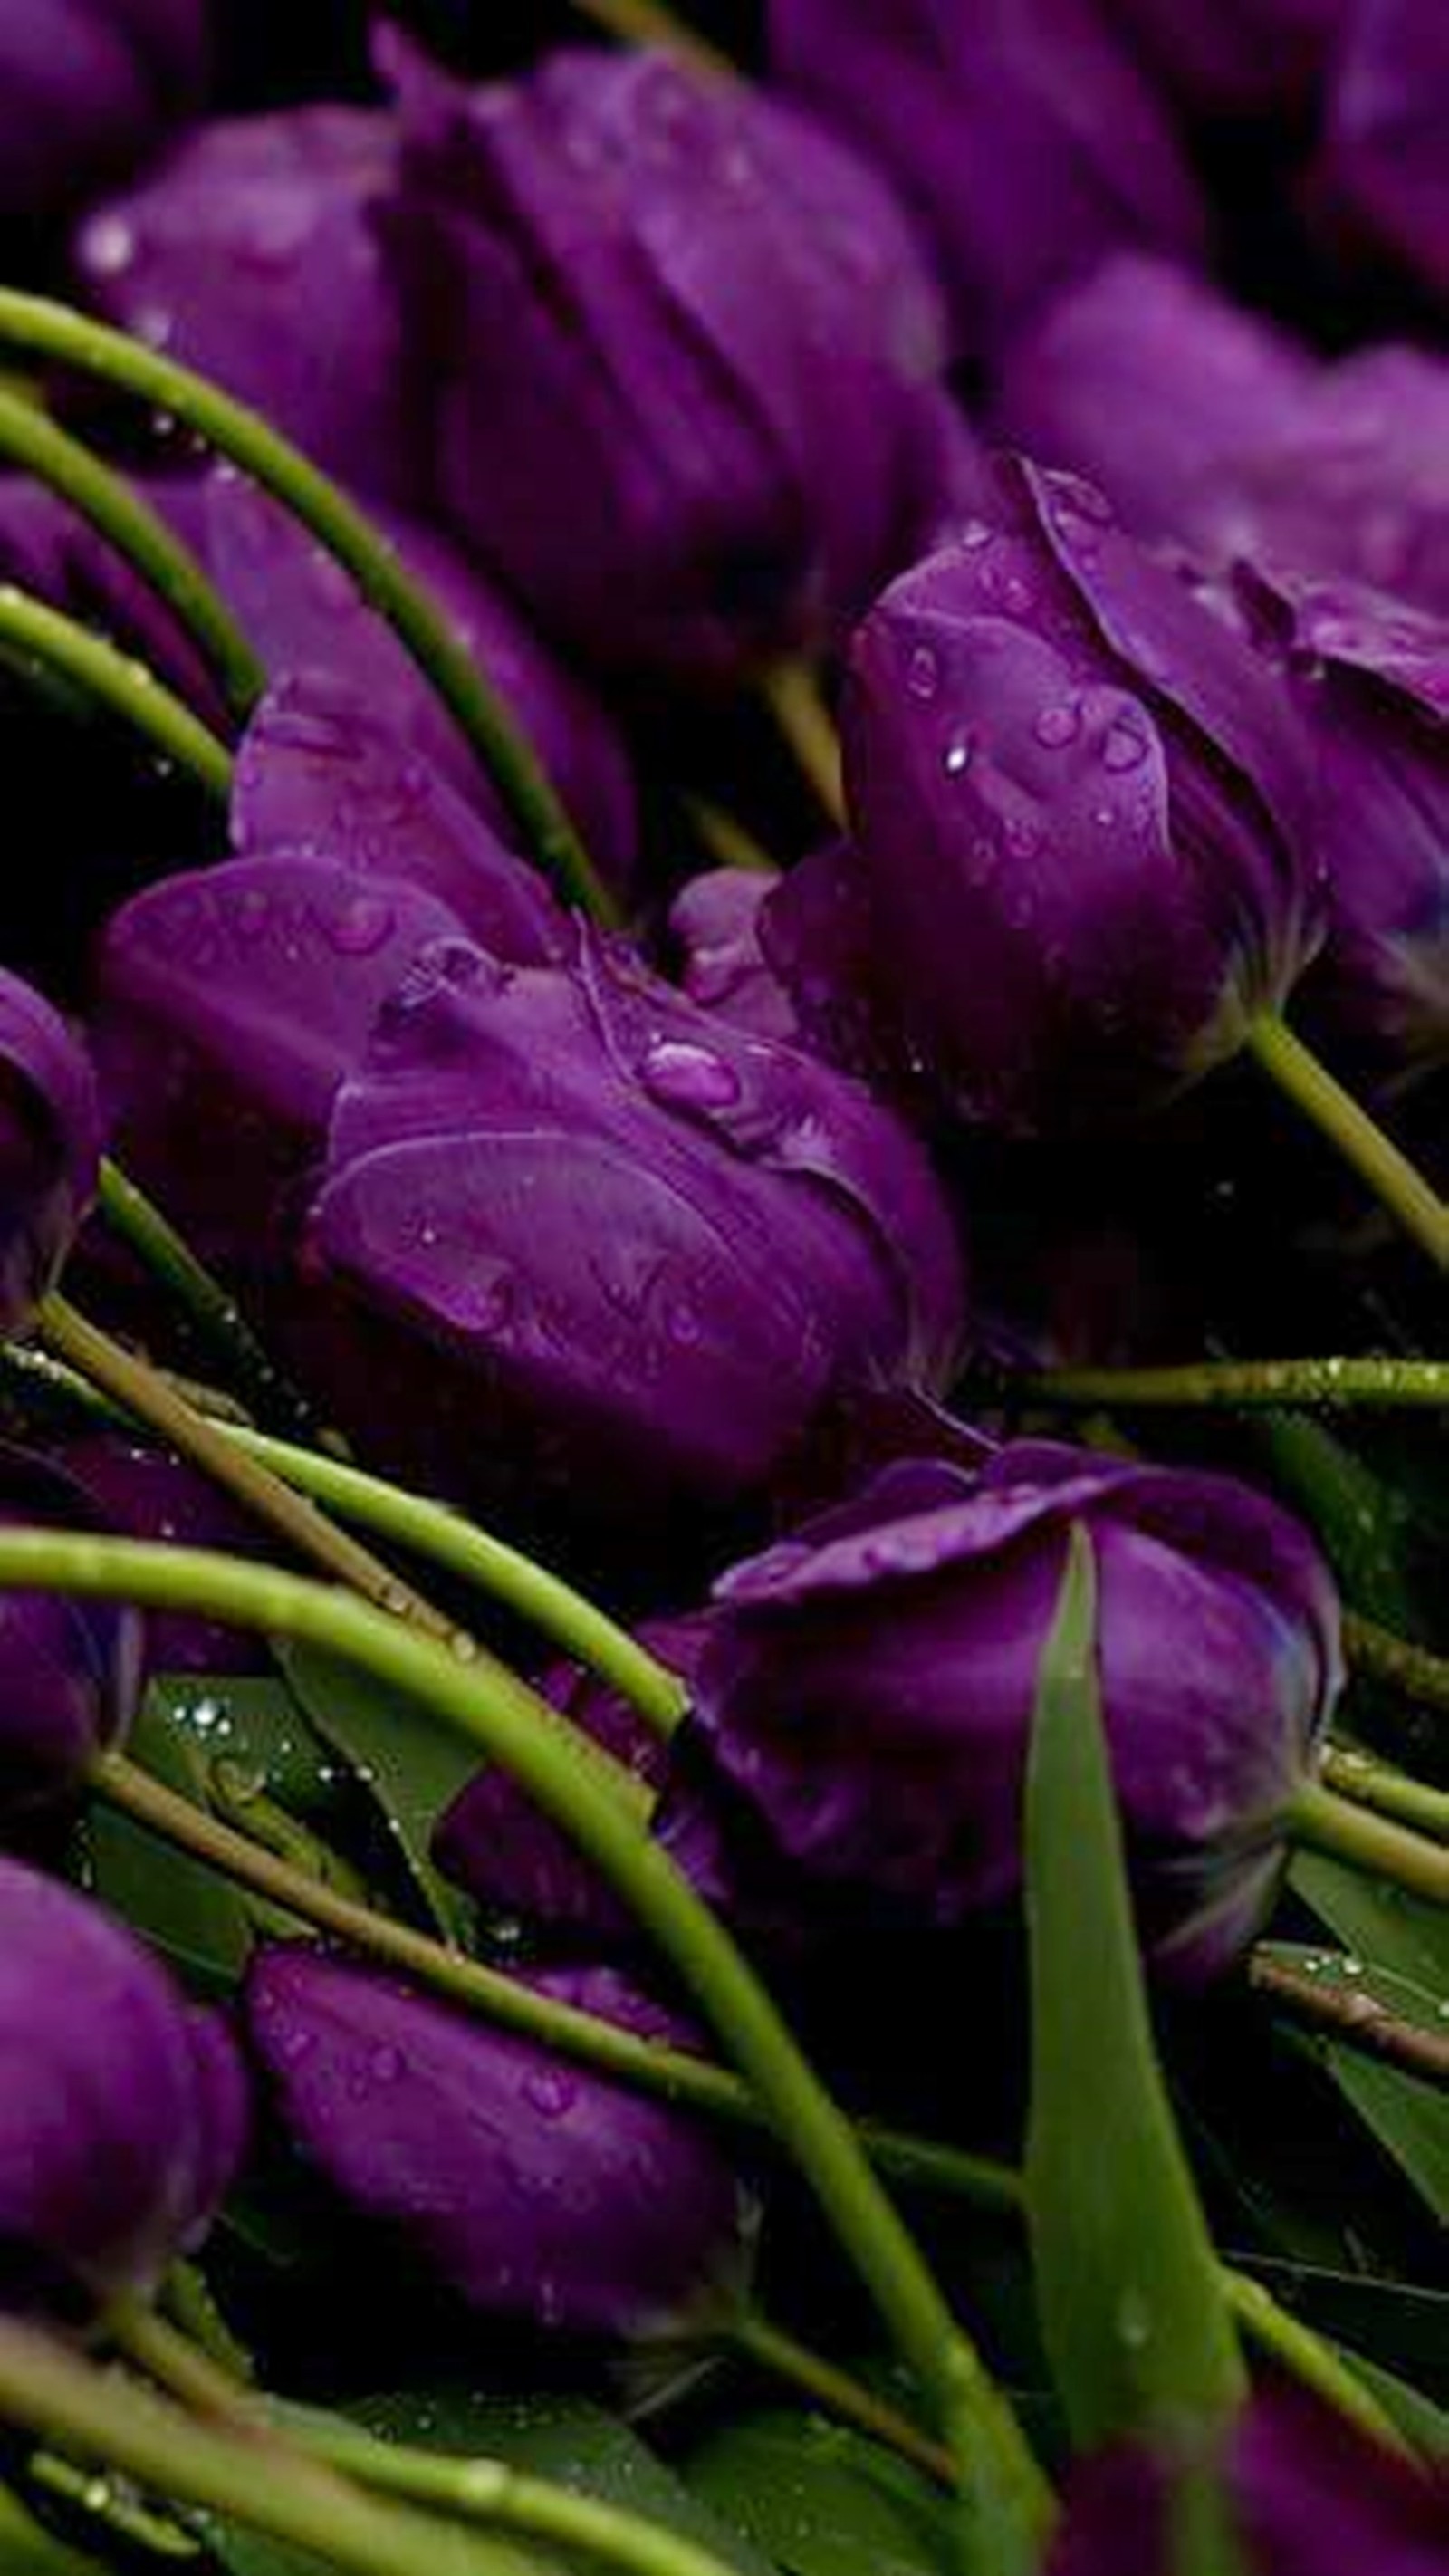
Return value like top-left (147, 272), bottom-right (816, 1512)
top-left (1345, 1611), bottom-right (1449, 1716)
top-left (0, 389), bottom-right (266, 718)
top-left (761, 661), bottom-right (846, 826)
top-left (1321, 1744), bottom-right (1449, 1843)
top-left (0, 291), bottom-right (618, 925)
top-left (0, 2321), bottom-right (534, 2576)
top-left (729, 2312), bottom-right (955, 2485)
top-left (96, 1158), bottom-right (337, 1448)
top-left (567, 0), bottom-right (734, 74)
top-left (1287, 1780), bottom-right (1449, 1907)
top-left (0, 581), bottom-right (232, 795)
top-left (685, 796), bottom-right (781, 877)
top-left (1249, 1952), bottom-right (1449, 2087)
top-left (37, 1533), bottom-right (1047, 2528)
top-left (88, 1757), bottom-right (1409, 2461)
top-left (1247, 1015), bottom-right (1449, 1272)
top-left (1012, 1355), bottom-right (1449, 1412)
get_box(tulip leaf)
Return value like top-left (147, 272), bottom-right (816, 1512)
top-left (0, 2482), bottom-right (110, 2576)
top-left (682, 2411), bottom-right (956, 2576)
top-left (86, 1681), bottom-right (252, 1990)
top-left (278, 1645), bottom-right (477, 1946)
top-left (1024, 1528), bottom-right (1247, 2452)
top-left (149, 1671), bottom-right (350, 1821)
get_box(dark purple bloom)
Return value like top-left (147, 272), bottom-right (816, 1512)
top-left (0, 1446), bottom-right (144, 1819)
top-left (307, 925), bottom-right (966, 1529)
top-left (159, 470), bottom-right (638, 895)
top-left (75, 107), bottom-right (412, 505)
top-left (840, 457), bottom-right (1322, 1133)
top-left (379, 36), bottom-right (957, 686)
top-left (1312, 0), bottom-right (1449, 309)
top-left (694, 1442), bottom-right (1341, 1983)
top-left (0, 1858), bottom-right (245, 2315)
top-left (246, 1946), bottom-right (748, 2337)
top-left (1242, 570), bottom-right (1449, 1091)
top-left (0, 0), bottom-right (208, 230)
top-left (995, 258), bottom-right (1449, 617)
top-left (0, 970), bottom-right (101, 1333)
top-left (668, 872), bottom-right (804, 1046)
top-left (55, 1437), bottom-right (268, 1676)
top-left (1108, 0), bottom-right (1345, 117)
top-left (769, 0), bottom-right (1207, 365)
top-left (1050, 2389), bottom-right (1449, 2575)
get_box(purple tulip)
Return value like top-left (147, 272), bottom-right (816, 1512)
top-left (0, 970), bottom-right (101, 1333)
top-left (668, 873), bottom-right (804, 1047)
top-left (158, 469), bottom-right (638, 894)
top-left (246, 1946), bottom-right (748, 2338)
top-left (0, 0), bottom-right (208, 230)
top-left (693, 1442), bottom-right (1340, 1983)
top-left (378, 35), bottom-right (957, 687)
top-left (307, 924), bottom-right (967, 1529)
top-left (1050, 2389), bottom-right (1449, 2575)
top-left (55, 1436), bottom-right (268, 1676)
top-left (1241, 569), bottom-right (1449, 1091)
top-left (0, 1446), bottom-right (144, 1818)
top-left (0, 1858), bottom-right (245, 2315)
top-left (839, 457), bottom-right (1322, 1133)
top-left (1313, 0), bottom-right (1449, 308)
top-left (75, 107), bottom-right (413, 504)
top-left (1108, 0), bottom-right (1345, 117)
top-left (769, 0), bottom-right (1207, 365)
top-left (995, 258), bottom-right (1449, 617)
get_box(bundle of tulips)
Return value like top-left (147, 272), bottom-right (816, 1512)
top-left (0, 4), bottom-right (1444, 2572)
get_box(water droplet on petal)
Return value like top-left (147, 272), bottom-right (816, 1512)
top-left (1034, 703), bottom-right (1081, 749)
top-left (81, 215), bottom-right (136, 277)
top-left (1101, 719), bottom-right (1149, 774)
top-left (639, 1037), bottom-right (741, 1110)
top-left (907, 644), bottom-right (941, 701)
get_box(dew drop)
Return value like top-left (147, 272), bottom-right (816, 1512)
top-left (1101, 719), bottom-right (1149, 774)
top-left (639, 1037), bottom-right (741, 1110)
top-left (81, 214), bottom-right (136, 277)
top-left (906, 644), bottom-right (941, 701)
top-left (943, 737), bottom-right (973, 777)
top-left (1034, 703), bottom-right (1081, 750)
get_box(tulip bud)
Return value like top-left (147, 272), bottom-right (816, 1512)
top-left (840, 457), bottom-right (1322, 1133)
top-left (0, 970), bottom-right (100, 1333)
top-left (247, 1947), bottom-right (749, 2339)
top-left (0, 1857), bottom-right (245, 2316)
top-left (0, 1445), bottom-right (144, 1819)
top-left (1050, 2389), bottom-right (1449, 2575)
top-left (377, 35), bottom-right (957, 686)
top-left (308, 925), bottom-right (966, 1531)
top-left (769, 0), bottom-right (1206, 364)
top-left (0, 0), bottom-right (208, 231)
top-left (76, 105), bottom-right (412, 504)
top-left (694, 1442), bottom-right (1341, 1984)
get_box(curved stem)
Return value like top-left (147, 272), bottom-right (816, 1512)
top-left (97, 1159), bottom-right (334, 1448)
top-left (0, 2321), bottom-right (534, 2576)
top-left (729, 2312), bottom-right (953, 2485)
top-left (1322, 1745), bottom-right (1449, 1844)
top-left (43, 1533), bottom-right (1044, 2522)
top-left (1346, 1612), bottom-right (1449, 1716)
top-left (1014, 1356), bottom-right (1449, 1413)
top-left (1287, 1781), bottom-right (1449, 1907)
top-left (566, 0), bottom-right (733, 72)
top-left (0, 581), bottom-right (231, 795)
top-left (1247, 1016), bottom-right (1449, 1273)
top-left (1249, 1951), bottom-right (1449, 2087)
top-left (1219, 2274), bottom-right (1408, 2456)
top-left (760, 661), bottom-right (845, 826)
top-left (685, 797), bottom-right (781, 878)
top-left (0, 292), bottom-right (616, 924)
top-left (0, 389), bottom-right (264, 718)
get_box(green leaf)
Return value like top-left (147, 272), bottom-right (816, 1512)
top-left (0, 2483), bottom-right (110, 2576)
top-left (150, 1671), bottom-right (346, 1820)
top-left (1349, 2354), bottom-right (1449, 2455)
top-left (683, 2411), bottom-right (954, 2576)
top-left (278, 1646), bottom-right (476, 1945)
top-left (86, 1681), bottom-right (251, 1990)
top-left (1288, 1862), bottom-right (1449, 2223)
top-left (1024, 1528), bottom-right (1247, 2452)
top-left (342, 2390), bottom-right (776, 2576)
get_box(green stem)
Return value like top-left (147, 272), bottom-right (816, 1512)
top-left (1322, 1745), bottom-right (1449, 1843)
top-left (1219, 2275), bottom-right (1409, 2456)
top-left (0, 388), bottom-right (264, 718)
top-left (1249, 1950), bottom-right (1449, 2088)
top-left (210, 1758), bottom-right (373, 1899)
top-left (0, 581), bottom-right (232, 794)
top-left (0, 2321), bottom-right (537, 2576)
top-left (0, 291), bottom-right (616, 923)
top-left (1246, 1016), bottom-right (1449, 1272)
top-left (44, 1533), bottom-right (1043, 2523)
top-left (1288, 1780), bottom-right (1449, 1906)
top-left (565, 0), bottom-right (732, 73)
top-left (90, 1759), bottom-right (1405, 2460)
top-left (729, 2312), bottom-right (954, 2485)
top-left (761, 660), bottom-right (845, 827)
top-left (1346, 1612), bottom-right (1449, 1716)
top-left (685, 796), bottom-right (781, 877)
top-left (97, 1158), bottom-right (334, 1448)
top-left (1014, 1356), bottom-right (1449, 1412)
